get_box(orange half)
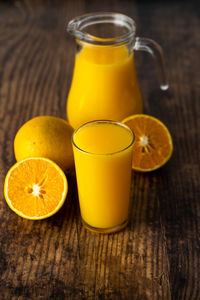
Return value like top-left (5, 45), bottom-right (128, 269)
top-left (4, 157), bottom-right (68, 219)
top-left (122, 114), bottom-right (173, 172)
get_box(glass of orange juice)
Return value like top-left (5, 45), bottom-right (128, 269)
top-left (72, 120), bottom-right (134, 233)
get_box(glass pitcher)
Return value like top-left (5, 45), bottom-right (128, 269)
top-left (66, 12), bottom-right (168, 129)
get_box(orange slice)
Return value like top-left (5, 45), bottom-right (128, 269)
top-left (122, 114), bottom-right (173, 172)
top-left (4, 157), bottom-right (68, 219)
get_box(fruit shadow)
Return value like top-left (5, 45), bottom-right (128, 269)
top-left (44, 170), bottom-right (80, 228)
top-left (127, 167), bottom-right (168, 232)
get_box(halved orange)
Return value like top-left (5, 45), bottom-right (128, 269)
top-left (4, 157), bottom-right (68, 219)
top-left (122, 114), bottom-right (173, 172)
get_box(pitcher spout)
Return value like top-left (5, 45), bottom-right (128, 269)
top-left (67, 17), bottom-right (84, 40)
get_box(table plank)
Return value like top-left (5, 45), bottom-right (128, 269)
top-left (0, 0), bottom-right (199, 299)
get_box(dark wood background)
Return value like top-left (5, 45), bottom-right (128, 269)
top-left (0, 0), bottom-right (200, 299)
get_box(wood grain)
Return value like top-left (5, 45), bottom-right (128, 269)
top-left (0, 0), bottom-right (199, 299)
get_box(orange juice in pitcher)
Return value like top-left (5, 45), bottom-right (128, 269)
top-left (67, 13), bottom-right (168, 129)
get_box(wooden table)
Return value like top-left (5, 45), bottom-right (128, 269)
top-left (0, 0), bottom-right (199, 299)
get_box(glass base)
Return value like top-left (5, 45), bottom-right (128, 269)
top-left (82, 218), bottom-right (128, 234)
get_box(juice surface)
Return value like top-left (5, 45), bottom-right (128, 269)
top-left (73, 122), bottom-right (133, 154)
top-left (73, 122), bottom-right (134, 229)
top-left (67, 44), bottom-right (143, 129)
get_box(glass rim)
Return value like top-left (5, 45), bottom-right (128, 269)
top-left (72, 120), bottom-right (135, 156)
top-left (67, 12), bottom-right (136, 46)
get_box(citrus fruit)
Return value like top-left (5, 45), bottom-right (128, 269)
top-left (122, 114), bottom-right (173, 172)
top-left (14, 116), bottom-right (74, 171)
top-left (4, 157), bottom-right (68, 220)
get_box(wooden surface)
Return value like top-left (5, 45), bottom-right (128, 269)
top-left (0, 0), bottom-right (200, 299)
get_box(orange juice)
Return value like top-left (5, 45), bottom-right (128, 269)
top-left (67, 45), bottom-right (143, 129)
top-left (72, 121), bottom-right (134, 233)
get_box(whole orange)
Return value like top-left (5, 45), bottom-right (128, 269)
top-left (14, 116), bottom-right (74, 171)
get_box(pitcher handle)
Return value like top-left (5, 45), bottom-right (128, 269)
top-left (134, 37), bottom-right (169, 91)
